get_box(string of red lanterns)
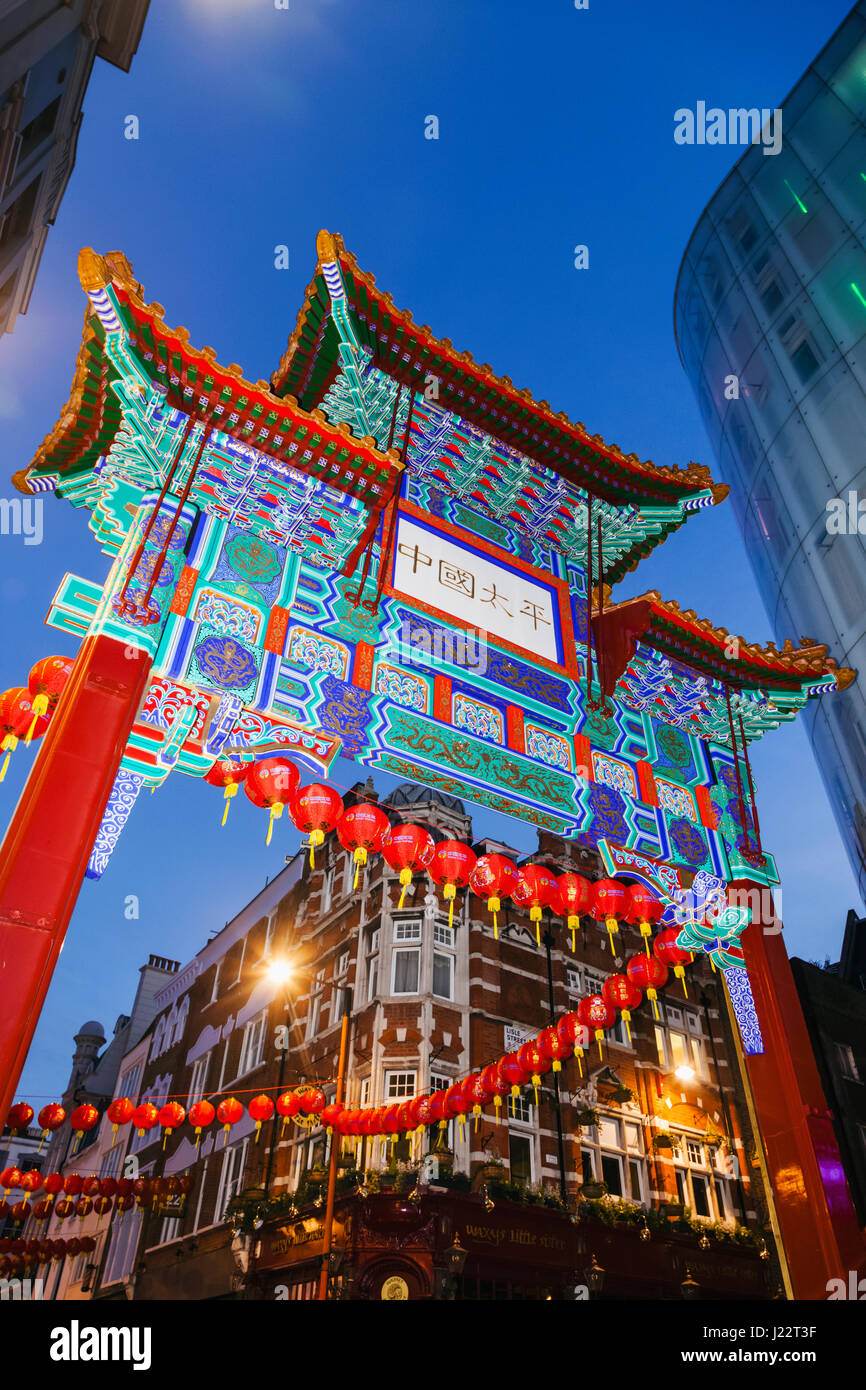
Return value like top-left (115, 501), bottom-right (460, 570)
top-left (0, 655), bottom-right (72, 782)
top-left (3, 925), bottom-right (691, 1171)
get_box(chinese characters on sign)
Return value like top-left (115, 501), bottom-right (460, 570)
top-left (392, 517), bottom-right (560, 663)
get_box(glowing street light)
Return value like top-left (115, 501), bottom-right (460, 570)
top-left (674, 1065), bottom-right (695, 1082)
top-left (267, 957), bottom-right (294, 987)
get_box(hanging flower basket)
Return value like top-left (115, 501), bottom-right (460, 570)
top-left (576, 1108), bottom-right (599, 1127)
top-left (652, 1133), bottom-right (675, 1151)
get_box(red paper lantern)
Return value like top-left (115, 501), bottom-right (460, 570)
top-left (43, 1172), bottom-right (64, 1198)
top-left (425, 1092), bottom-right (449, 1148)
top-left (512, 864), bottom-right (559, 945)
top-left (27, 655), bottom-right (72, 717)
top-left (291, 783), bottom-right (344, 865)
top-left (1, 1167), bottom-right (22, 1193)
top-left (244, 757), bottom-right (300, 844)
top-left (407, 1095), bottom-right (432, 1134)
top-left (275, 1091), bottom-right (300, 1136)
top-left (188, 1100), bottom-right (216, 1145)
top-left (93, 1195), bottom-right (113, 1220)
top-left (625, 882), bottom-right (666, 953)
top-left (517, 1038), bottom-right (551, 1104)
top-left (32, 1199), bottom-right (53, 1223)
top-left (0, 686), bottom-right (49, 780)
top-left (299, 1088), bottom-right (326, 1117)
top-left (204, 757), bottom-right (250, 826)
top-left (99, 1177), bottom-right (117, 1198)
top-left (54, 1198), bottom-right (75, 1221)
top-left (131, 1102), bottom-right (158, 1137)
top-left (10, 1200), bottom-right (31, 1223)
top-left (321, 1102), bottom-right (343, 1136)
top-left (158, 1101), bottom-right (186, 1139)
top-left (216, 1097), bottom-right (244, 1144)
top-left (556, 873), bottom-right (593, 951)
top-left (538, 1023), bottom-right (571, 1071)
top-left (395, 1101), bottom-right (413, 1139)
top-left (480, 1061), bottom-right (511, 1114)
top-left (82, 1176), bottom-right (101, 1198)
top-left (443, 1083), bottom-right (468, 1122)
top-left (6, 1102), bottom-right (34, 1133)
top-left (107, 1097), bottom-right (135, 1143)
top-left (653, 927), bottom-right (692, 995)
top-left (37, 1104), bottom-right (65, 1147)
top-left (381, 1104), bottom-right (402, 1143)
top-left (470, 853), bottom-right (519, 938)
top-left (20, 1169), bottom-right (43, 1195)
top-left (497, 1052), bottom-right (530, 1100)
top-left (114, 1178), bottom-right (134, 1199)
top-left (626, 954), bottom-right (669, 1019)
top-left (460, 1073), bottom-right (489, 1126)
top-left (591, 878), bottom-right (629, 952)
top-left (430, 840), bottom-right (477, 927)
top-left (337, 804), bottom-right (390, 886)
top-left (74, 1198), bottom-right (93, 1220)
top-left (63, 1175), bottom-right (83, 1197)
top-left (133, 1178), bottom-right (152, 1209)
top-left (576, 994), bottom-right (615, 1056)
top-left (382, 824), bottom-right (435, 908)
top-left (602, 974), bottom-right (643, 1041)
top-left (69, 1103), bottom-right (99, 1150)
top-left (248, 1094), bottom-right (275, 1141)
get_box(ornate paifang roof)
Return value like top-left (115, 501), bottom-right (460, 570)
top-left (271, 231), bottom-right (729, 513)
top-left (17, 248), bottom-right (403, 516)
top-left (592, 588), bottom-right (855, 705)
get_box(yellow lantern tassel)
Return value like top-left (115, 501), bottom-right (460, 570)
top-left (0, 736), bottom-right (17, 782)
top-left (569, 917), bottom-right (577, 953)
top-left (489, 896), bottom-right (500, 940)
top-left (641, 920), bottom-right (652, 957)
top-left (444, 882), bottom-right (456, 927)
top-left (194, 1127), bottom-right (202, 1148)
top-left (221, 781), bottom-right (239, 828)
top-left (398, 867), bottom-right (411, 908)
top-left (255, 1121), bottom-right (263, 1144)
top-left (649, 989), bottom-right (660, 1020)
top-left (623, 1011), bottom-right (632, 1042)
top-left (676, 966), bottom-right (688, 998)
top-left (532, 1077), bottom-right (540, 1107)
top-left (595, 1030), bottom-right (604, 1060)
top-left (606, 916), bottom-right (618, 953)
top-left (265, 801), bottom-right (283, 847)
top-left (532, 906), bottom-right (541, 946)
top-left (353, 847), bottom-right (368, 890)
top-left (575, 1047), bottom-right (584, 1077)
top-left (493, 1095), bottom-right (502, 1120)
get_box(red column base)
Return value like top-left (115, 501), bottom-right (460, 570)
top-left (0, 634), bottom-right (152, 1120)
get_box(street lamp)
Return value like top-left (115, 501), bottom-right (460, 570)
top-left (584, 1254), bottom-right (605, 1297)
top-left (437, 1233), bottom-right (468, 1301)
top-left (674, 1065), bottom-right (695, 1082)
top-left (681, 1266), bottom-right (700, 1300)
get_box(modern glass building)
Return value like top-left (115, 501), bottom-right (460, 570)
top-left (674, 2), bottom-right (866, 901)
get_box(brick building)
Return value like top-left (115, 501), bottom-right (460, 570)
top-left (36, 780), bottom-right (776, 1301)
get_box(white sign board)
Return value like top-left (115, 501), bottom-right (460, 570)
top-left (392, 515), bottom-right (560, 664)
top-left (504, 1025), bottom-right (533, 1053)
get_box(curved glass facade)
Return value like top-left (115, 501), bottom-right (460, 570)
top-left (674, 3), bottom-right (866, 900)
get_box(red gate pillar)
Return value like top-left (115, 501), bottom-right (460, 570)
top-left (0, 633), bottom-right (151, 1122)
top-left (736, 883), bottom-right (866, 1299)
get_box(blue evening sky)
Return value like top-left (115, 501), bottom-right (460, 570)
top-left (2, 0), bottom-right (857, 1103)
